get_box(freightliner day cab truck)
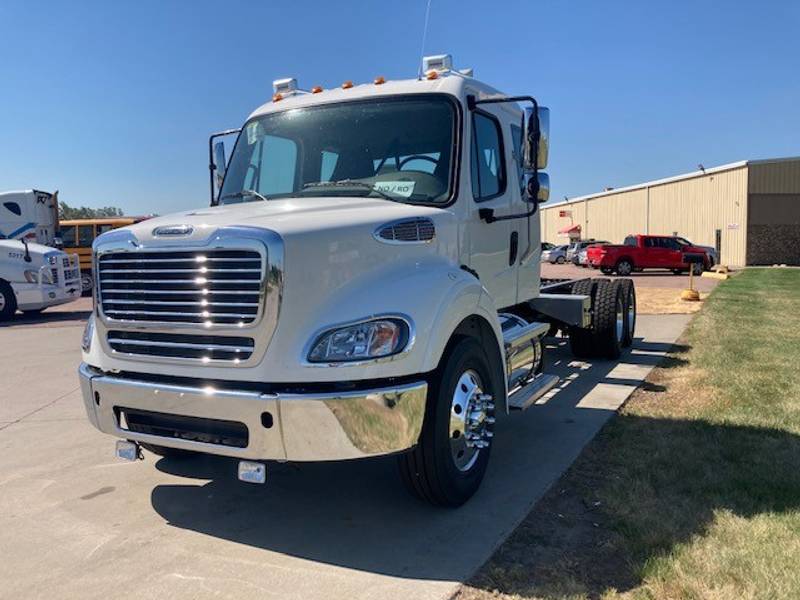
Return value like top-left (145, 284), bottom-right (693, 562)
top-left (79, 55), bottom-right (637, 506)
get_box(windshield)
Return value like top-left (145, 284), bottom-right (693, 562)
top-left (219, 96), bottom-right (457, 205)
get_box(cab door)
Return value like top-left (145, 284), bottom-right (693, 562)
top-left (465, 106), bottom-right (516, 309)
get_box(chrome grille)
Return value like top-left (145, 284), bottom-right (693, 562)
top-left (376, 218), bottom-right (435, 243)
top-left (97, 249), bottom-right (264, 325)
top-left (107, 331), bottom-right (255, 362)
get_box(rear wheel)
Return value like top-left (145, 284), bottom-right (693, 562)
top-left (0, 281), bottom-right (17, 321)
top-left (555, 256), bottom-right (566, 264)
top-left (80, 272), bottom-right (93, 296)
top-left (568, 279), bottom-right (625, 359)
top-left (615, 259), bottom-right (633, 276)
top-left (398, 337), bottom-right (497, 507)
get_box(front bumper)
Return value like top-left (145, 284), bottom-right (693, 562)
top-left (15, 281), bottom-right (81, 311)
top-left (79, 363), bottom-right (427, 461)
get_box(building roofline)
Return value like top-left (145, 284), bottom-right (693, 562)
top-left (545, 156), bottom-right (800, 208)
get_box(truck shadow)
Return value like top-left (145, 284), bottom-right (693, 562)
top-left (148, 331), bottom-right (779, 588)
top-left (1, 308), bottom-right (91, 328)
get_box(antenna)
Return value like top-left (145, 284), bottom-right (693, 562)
top-left (417, 0), bottom-right (433, 79)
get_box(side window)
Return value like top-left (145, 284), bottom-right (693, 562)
top-left (509, 124), bottom-right (525, 196)
top-left (77, 225), bottom-right (94, 247)
top-left (624, 236), bottom-right (636, 246)
top-left (3, 202), bottom-right (22, 216)
top-left (60, 226), bottom-right (77, 246)
top-left (471, 112), bottom-right (506, 200)
top-left (644, 237), bottom-right (655, 248)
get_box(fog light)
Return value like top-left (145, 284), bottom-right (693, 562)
top-left (238, 460), bottom-right (266, 484)
top-left (115, 440), bottom-right (139, 461)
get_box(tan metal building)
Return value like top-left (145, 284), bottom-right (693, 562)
top-left (540, 157), bottom-right (800, 266)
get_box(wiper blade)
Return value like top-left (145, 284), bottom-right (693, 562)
top-left (301, 180), bottom-right (399, 202)
top-left (219, 189), bottom-right (270, 203)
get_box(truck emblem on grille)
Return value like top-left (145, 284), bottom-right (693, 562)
top-left (153, 224), bottom-right (193, 236)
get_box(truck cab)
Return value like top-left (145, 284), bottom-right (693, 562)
top-left (79, 55), bottom-right (635, 506)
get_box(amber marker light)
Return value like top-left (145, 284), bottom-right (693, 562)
top-left (341, 80), bottom-right (354, 89)
top-left (425, 70), bottom-right (438, 80)
top-left (374, 76), bottom-right (385, 85)
top-left (311, 85), bottom-right (323, 93)
top-left (272, 93), bottom-right (283, 102)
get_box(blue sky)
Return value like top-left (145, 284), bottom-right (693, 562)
top-left (1, 1), bottom-right (798, 216)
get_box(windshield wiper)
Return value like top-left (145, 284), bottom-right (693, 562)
top-left (301, 180), bottom-right (400, 202)
top-left (219, 189), bottom-right (270, 203)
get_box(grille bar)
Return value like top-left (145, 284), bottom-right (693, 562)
top-left (98, 248), bottom-right (264, 325)
top-left (107, 330), bottom-right (255, 362)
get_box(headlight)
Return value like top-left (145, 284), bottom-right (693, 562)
top-left (81, 315), bottom-right (95, 353)
top-left (308, 318), bottom-right (410, 363)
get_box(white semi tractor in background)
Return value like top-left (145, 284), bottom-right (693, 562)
top-left (0, 238), bottom-right (81, 320)
top-left (0, 190), bottom-right (60, 246)
top-left (79, 55), bottom-right (637, 506)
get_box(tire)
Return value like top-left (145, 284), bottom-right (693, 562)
top-left (593, 280), bottom-right (625, 359)
top-left (0, 281), bottom-right (17, 321)
top-left (615, 259), bottom-right (633, 276)
top-left (618, 279), bottom-right (636, 347)
top-left (568, 279), bottom-right (598, 358)
top-left (398, 337), bottom-right (498, 507)
top-left (80, 272), bottom-right (93, 297)
top-left (556, 256), bottom-right (566, 264)
top-left (691, 262), bottom-right (704, 276)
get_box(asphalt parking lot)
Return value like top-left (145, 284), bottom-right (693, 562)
top-left (0, 300), bottom-right (691, 600)
top-left (541, 262), bottom-right (722, 292)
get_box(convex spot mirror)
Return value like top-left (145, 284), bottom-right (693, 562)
top-left (523, 106), bottom-right (549, 171)
top-left (524, 172), bottom-right (550, 204)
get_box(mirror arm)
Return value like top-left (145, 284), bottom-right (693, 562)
top-left (479, 206), bottom-right (538, 224)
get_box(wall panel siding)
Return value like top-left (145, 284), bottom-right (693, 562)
top-left (647, 167), bottom-right (749, 266)
top-left (585, 188), bottom-right (647, 243)
top-left (748, 160), bottom-right (800, 194)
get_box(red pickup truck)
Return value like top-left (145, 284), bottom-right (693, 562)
top-left (586, 235), bottom-right (711, 276)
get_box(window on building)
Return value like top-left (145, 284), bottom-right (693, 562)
top-left (471, 112), bottom-right (506, 200)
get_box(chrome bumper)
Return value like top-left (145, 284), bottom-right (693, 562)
top-left (78, 363), bottom-right (427, 461)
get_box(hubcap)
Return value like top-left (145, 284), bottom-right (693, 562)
top-left (619, 262), bottom-right (631, 275)
top-left (449, 370), bottom-right (494, 472)
top-left (627, 290), bottom-right (636, 339)
top-left (615, 296), bottom-right (624, 342)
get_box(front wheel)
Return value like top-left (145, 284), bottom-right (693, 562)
top-left (398, 338), bottom-right (497, 507)
top-left (555, 256), bottom-right (566, 264)
top-left (0, 281), bottom-right (17, 321)
top-left (615, 259), bottom-right (633, 276)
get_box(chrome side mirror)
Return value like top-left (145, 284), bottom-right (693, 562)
top-left (525, 171), bottom-right (550, 204)
top-left (523, 106), bottom-right (549, 170)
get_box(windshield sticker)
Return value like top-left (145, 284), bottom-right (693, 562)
top-left (374, 181), bottom-right (415, 198)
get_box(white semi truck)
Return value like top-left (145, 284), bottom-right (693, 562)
top-left (0, 238), bottom-right (81, 319)
top-left (79, 55), bottom-right (636, 506)
top-left (0, 190), bottom-right (60, 246)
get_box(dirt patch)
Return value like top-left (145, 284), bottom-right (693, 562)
top-left (636, 287), bottom-right (709, 315)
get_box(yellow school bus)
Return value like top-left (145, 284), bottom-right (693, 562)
top-left (59, 217), bottom-right (149, 293)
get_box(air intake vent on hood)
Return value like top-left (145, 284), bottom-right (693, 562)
top-left (375, 218), bottom-right (435, 244)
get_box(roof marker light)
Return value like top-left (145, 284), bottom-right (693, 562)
top-left (311, 85), bottom-right (323, 94)
top-left (272, 93), bottom-right (283, 102)
top-left (341, 80), bottom-right (354, 89)
top-left (425, 70), bottom-right (439, 80)
top-left (374, 76), bottom-right (385, 85)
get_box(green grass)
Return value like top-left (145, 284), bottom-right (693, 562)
top-left (457, 268), bottom-right (800, 600)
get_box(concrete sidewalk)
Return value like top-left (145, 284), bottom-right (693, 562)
top-left (0, 314), bottom-right (691, 600)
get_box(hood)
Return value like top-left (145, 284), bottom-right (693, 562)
top-left (0, 238), bottom-right (60, 259)
top-left (119, 197), bottom-right (446, 245)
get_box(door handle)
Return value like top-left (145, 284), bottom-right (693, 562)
top-left (509, 232), bottom-right (519, 266)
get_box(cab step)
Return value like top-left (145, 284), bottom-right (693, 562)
top-left (508, 373), bottom-right (560, 411)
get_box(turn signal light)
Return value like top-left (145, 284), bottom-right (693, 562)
top-left (341, 80), bottom-right (354, 89)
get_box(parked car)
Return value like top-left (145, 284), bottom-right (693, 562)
top-left (541, 244), bottom-right (569, 263)
top-left (675, 237), bottom-right (717, 267)
top-left (541, 242), bottom-right (555, 252)
top-left (568, 240), bottom-right (608, 266)
top-left (586, 234), bottom-right (712, 275)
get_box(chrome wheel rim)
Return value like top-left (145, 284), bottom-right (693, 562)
top-left (618, 262), bottom-right (631, 275)
top-left (449, 369), bottom-right (494, 472)
top-left (615, 297), bottom-right (624, 342)
top-left (0, 292), bottom-right (5, 311)
top-left (627, 290), bottom-right (636, 339)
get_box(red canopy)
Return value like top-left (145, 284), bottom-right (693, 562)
top-left (558, 224), bottom-right (581, 234)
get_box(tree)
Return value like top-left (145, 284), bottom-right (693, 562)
top-left (59, 202), bottom-right (124, 220)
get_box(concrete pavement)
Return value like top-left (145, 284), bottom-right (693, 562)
top-left (0, 313), bottom-right (692, 600)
